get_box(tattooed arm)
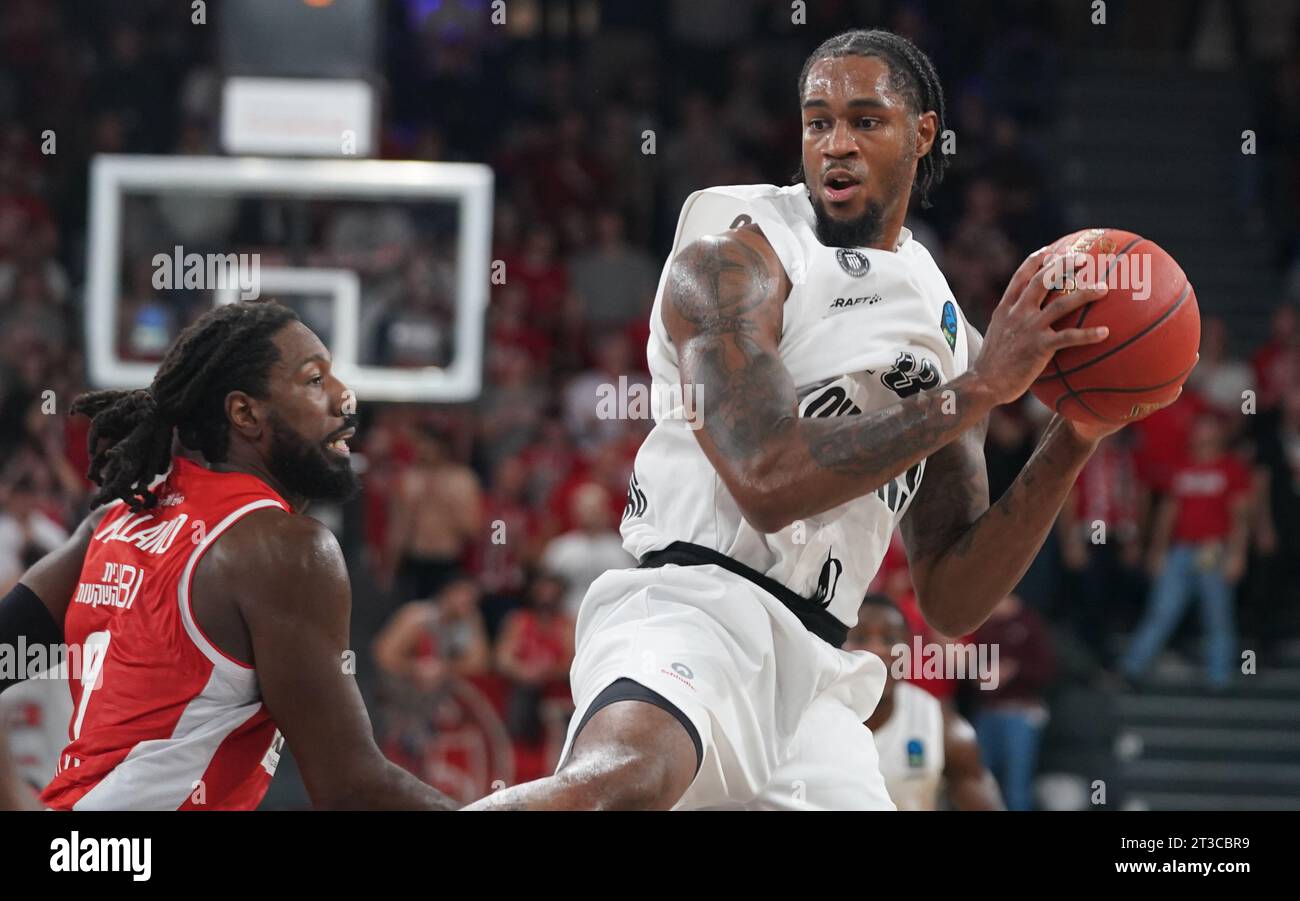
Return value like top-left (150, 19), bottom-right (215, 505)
top-left (662, 227), bottom-right (1109, 537)
top-left (899, 323), bottom-right (1105, 634)
top-left (901, 320), bottom-right (1189, 636)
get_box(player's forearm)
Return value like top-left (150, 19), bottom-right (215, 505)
top-left (916, 416), bottom-right (1096, 636)
top-left (311, 759), bottom-right (459, 810)
top-left (733, 373), bottom-right (998, 531)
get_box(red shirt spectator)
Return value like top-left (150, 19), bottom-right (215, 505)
top-left (1167, 453), bottom-right (1251, 543)
top-left (1071, 436), bottom-right (1140, 537)
top-left (471, 458), bottom-right (540, 597)
top-left (1131, 388), bottom-right (1208, 492)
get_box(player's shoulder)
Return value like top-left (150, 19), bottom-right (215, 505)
top-left (679, 183), bottom-right (807, 230)
top-left (672, 183), bottom-right (806, 277)
top-left (207, 506), bottom-right (345, 581)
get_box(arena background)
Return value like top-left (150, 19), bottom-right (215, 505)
top-left (0, 0), bottom-right (1298, 810)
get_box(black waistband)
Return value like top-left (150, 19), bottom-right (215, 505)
top-left (637, 541), bottom-right (848, 649)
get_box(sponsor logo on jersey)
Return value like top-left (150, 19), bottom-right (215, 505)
top-left (940, 300), bottom-right (958, 353)
top-left (835, 247), bottom-right (871, 277)
top-left (881, 351), bottom-right (941, 398)
top-left (72, 562), bottom-right (146, 611)
top-left (810, 548), bottom-right (844, 608)
top-left (662, 662), bottom-right (697, 691)
top-left (827, 293), bottom-right (883, 313)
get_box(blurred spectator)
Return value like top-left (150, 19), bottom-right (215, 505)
top-left (527, 111), bottom-right (611, 234)
top-left (1121, 413), bottom-right (1252, 691)
top-left (664, 93), bottom-right (738, 222)
top-left (116, 257), bottom-right (179, 361)
top-left (1189, 316), bottom-right (1253, 420)
top-left (371, 253), bottom-right (455, 368)
top-left (570, 209), bottom-right (659, 333)
top-left (488, 281), bottom-right (553, 370)
top-left (373, 579), bottom-right (491, 696)
top-left (1248, 388), bottom-right (1300, 651)
top-left (386, 423), bottom-right (484, 603)
top-left (541, 482), bottom-right (636, 616)
top-left (505, 224), bottom-right (569, 341)
top-left (495, 572), bottom-right (575, 744)
top-left (323, 202), bottom-right (416, 276)
top-left (0, 476), bottom-right (67, 591)
top-left (478, 351), bottom-right (549, 476)
top-left (562, 330), bottom-right (648, 452)
top-left (970, 593), bottom-right (1057, 811)
top-left (474, 456), bottom-right (541, 638)
top-left (1250, 303), bottom-right (1299, 410)
top-left (1058, 432), bottom-right (1144, 672)
top-left (1131, 389), bottom-right (1211, 494)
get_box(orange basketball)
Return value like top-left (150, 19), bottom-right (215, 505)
top-left (1029, 228), bottom-right (1200, 426)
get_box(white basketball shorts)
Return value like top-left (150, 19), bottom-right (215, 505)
top-left (556, 562), bottom-right (895, 810)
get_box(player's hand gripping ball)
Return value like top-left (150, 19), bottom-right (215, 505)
top-left (1030, 228), bottom-right (1201, 427)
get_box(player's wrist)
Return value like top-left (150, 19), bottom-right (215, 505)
top-left (1052, 414), bottom-right (1106, 455)
top-left (949, 370), bottom-right (1001, 418)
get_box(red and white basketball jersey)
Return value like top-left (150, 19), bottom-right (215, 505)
top-left (41, 456), bottom-right (290, 810)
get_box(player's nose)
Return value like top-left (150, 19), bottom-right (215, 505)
top-left (335, 384), bottom-right (358, 418)
top-left (824, 119), bottom-right (858, 157)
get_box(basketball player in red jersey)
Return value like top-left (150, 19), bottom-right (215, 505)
top-left (0, 302), bottom-right (454, 810)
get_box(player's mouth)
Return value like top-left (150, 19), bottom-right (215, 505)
top-left (324, 427), bottom-right (355, 458)
top-left (823, 169), bottom-right (862, 203)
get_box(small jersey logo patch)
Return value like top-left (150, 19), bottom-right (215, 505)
top-left (835, 248), bottom-right (870, 278)
top-left (907, 738), bottom-right (926, 769)
top-left (941, 300), bottom-right (958, 353)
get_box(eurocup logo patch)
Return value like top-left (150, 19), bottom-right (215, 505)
top-left (907, 738), bottom-right (926, 769)
top-left (940, 300), bottom-right (958, 353)
top-left (836, 248), bottom-right (870, 277)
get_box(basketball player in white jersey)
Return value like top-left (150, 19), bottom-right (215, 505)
top-left (470, 28), bottom-right (1168, 811)
top-left (847, 593), bottom-right (1002, 810)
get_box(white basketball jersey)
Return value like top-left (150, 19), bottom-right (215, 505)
top-left (871, 680), bottom-right (946, 811)
top-left (622, 183), bottom-right (972, 627)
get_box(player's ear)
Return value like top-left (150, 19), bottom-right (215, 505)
top-left (225, 390), bottom-right (263, 440)
top-left (915, 110), bottom-right (938, 159)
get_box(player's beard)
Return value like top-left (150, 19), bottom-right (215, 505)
top-left (806, 153), bottom-right (916, 249)
top-left (810, 195), bottom-right (888, 248)
top-left (266, 411), bottom-right (360, 504)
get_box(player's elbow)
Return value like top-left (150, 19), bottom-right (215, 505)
top-left (732, 485), bottom-right (794, 535)
top-left (729, 448), bottom-right (802, 535)
top-left (913, 586), bottom-right (974, 639)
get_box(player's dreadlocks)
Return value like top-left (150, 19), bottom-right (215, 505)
top-left (797, 29), bottom-right (949, 208)
top-left (70, 301), bottom-right (300, 512)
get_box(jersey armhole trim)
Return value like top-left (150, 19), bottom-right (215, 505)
top-left (177, 498), bottom-right (287, 673)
